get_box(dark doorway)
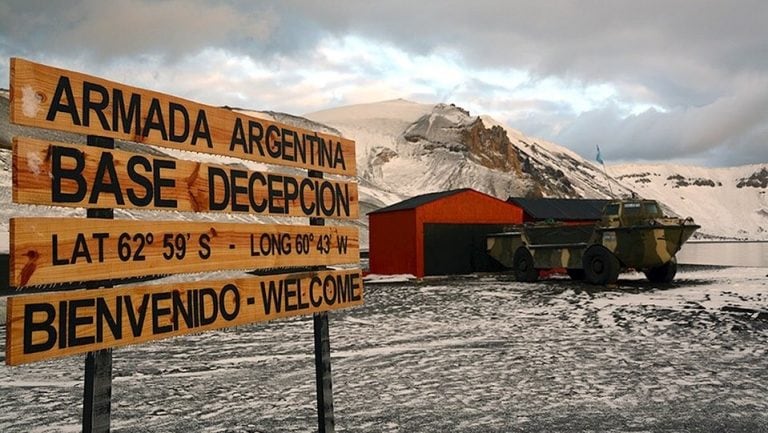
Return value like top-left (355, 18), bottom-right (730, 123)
top-left (423, 224), bottom-right (507, 276)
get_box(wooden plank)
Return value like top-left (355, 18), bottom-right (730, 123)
top-left (9, 58), bottom-right (356, 176)
top-left (10, 217), bottom-right (360, 288)
top-left (5, 269), bottom-right (364, 365)
top-left (12, 137), bottom-right (359, 219)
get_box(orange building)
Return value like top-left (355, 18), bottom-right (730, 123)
top-left (368, 189), bottom-right (523, 277)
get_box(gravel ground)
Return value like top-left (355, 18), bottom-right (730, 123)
top-left (1, 266), bottom-right (767, 432)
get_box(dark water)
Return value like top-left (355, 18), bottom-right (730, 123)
top-left (678, 241), bottom-right (768, 267)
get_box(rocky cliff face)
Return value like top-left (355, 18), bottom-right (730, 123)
top-left (463, 121), bottom-right (522, 174)
top-left (307, 99), bottom-right (629, 203)
top-left (402, 103), bottom-right (522, 174)
top-left (389, 102), bottom-right (628, 199)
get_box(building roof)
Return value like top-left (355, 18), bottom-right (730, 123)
top-left (507, 197), bottom-right (611, 221)
top-left (368, 188), bottom-right (474, 214)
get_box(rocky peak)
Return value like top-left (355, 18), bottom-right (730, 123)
top-left (402, 103), bottom-right (522, 174)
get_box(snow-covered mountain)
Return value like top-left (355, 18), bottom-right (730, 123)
top-left (308, 100), bottom-right (631, 201)
top-left (306, 99), bottom-right (768, 241)
top-left (1, 90), bottom-right (766, 246)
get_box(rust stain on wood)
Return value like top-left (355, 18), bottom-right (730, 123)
top-left (186, 162), bottom-right (202, 212)
top-left (19, 250), bottom-right (40, 287)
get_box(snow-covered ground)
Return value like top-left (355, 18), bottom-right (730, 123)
top-left (1, 266), bottom-right (766, 432)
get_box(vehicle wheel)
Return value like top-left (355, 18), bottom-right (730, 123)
top-left (566, 268), bottom-right (586, 281)
top-left (513, 247), bottom-right (538, 282)
top-left (582, 246), bottom-right (620, 285)
top-left (644, 256), bottom-right (677, 283)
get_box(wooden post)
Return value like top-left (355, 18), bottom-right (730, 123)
top-left (309, 169), bottom-right (335, 433)
top-left (83, 348), bottom-right (112, 433)
top-left (314, 312), bottom-right (334, 433)
top-left (82, 135), bottom-right (114, 433)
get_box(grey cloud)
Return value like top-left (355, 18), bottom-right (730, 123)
top-left (0, 0), bottom-right (317, 62)
top-left (1, 0), bottom-right (766, 166)
top-left (551, 76), bottom-right (768, 166)
top-left (3, 0), bottom-right (765, 108)
top-left (278, 0), bottom-right (768, 108)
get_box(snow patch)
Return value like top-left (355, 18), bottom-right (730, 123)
top-left (0, 231), bottom-right (7, 254)
top-left (26, 150), bottom-right (43, 175)
top-left (363, 274), bottom-right (417, 283)
top-left (21, 85), bottom-right (42, 118)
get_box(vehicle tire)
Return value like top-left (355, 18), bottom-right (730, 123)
top-left (582, 246), bottom-right (620, 285)
top-left (513, 247), bottom-right (538, 282)
top-left (644, 256), bottom-right (677, 283)
top-left (566, 268), bottom-right (586, 281)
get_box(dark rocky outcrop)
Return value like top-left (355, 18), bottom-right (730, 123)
top-left (737, 168), bottom-right (768, 188)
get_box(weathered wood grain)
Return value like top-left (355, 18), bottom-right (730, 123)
top-left (12, 137), bottom-right (359, 219)
top-left (10, 57), bottom-right (356, 176)
top-left (6, 269), bottom-right (364, 365)
top-left (10, 217), bottom-right (359, 287)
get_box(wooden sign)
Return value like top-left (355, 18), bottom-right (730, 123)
top-left (13, 137), bottom-right (359, 219)
top-left (10, 217), bottom-right (360, 287)
top-left (9, 58), bottom-right (356, 176)
top-left (5, 269), bottom-right (364, 365)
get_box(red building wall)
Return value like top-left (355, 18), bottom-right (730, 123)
top-left (369, 190), bottom-right (523, 277)
top-left (418, 190), bottom-right (524, 224)
top-left (369, 209), bottom-right (418, 276)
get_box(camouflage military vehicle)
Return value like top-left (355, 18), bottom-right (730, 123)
top-left (486, 199), bottom-right (700, 285)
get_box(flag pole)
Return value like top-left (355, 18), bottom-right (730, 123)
top-left (596, 145), bottom-right (614, 197)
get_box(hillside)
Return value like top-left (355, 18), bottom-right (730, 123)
top-left (1, 91), bottom-right (767, 252)
top-left (307, 99), bottom-right (767, 241)
top-left (610, 164), bottom-right (768, 240)
top-left (308, 99), bottom-right (630, 200)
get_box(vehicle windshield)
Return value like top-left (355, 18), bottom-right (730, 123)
top-left (643, 201), bottom-right (661, 217)
top-left (623, 202), bottom-right (642, 217)
top-left (604, 203), bottom-right (620, 216)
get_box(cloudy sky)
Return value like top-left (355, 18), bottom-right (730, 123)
top-left (1, 0), bottom-right (766, 166)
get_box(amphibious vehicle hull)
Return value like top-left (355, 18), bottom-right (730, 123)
top-left (486, 200), bottom-right (700, 285)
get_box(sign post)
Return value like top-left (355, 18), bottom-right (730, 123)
top-left (83, 135), bottom-right (115, 433)
top-left (314, 311), bottom-right (335, 433)
top-left (310, 169), bottom-right (335, 433)
top-left (5, 58), bottom-right (363, 431)
top-left (83, 347), bottom-right (112, 433)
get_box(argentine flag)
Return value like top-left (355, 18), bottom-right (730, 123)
top-left (596, 145), bottom-right (604, 165)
